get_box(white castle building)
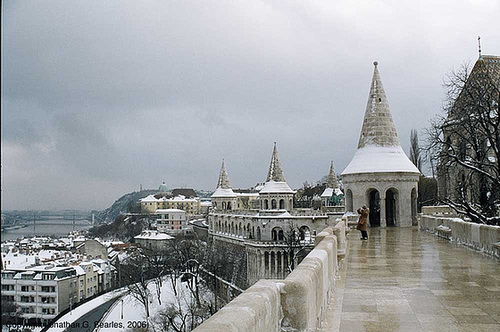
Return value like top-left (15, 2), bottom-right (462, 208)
top-left (208, 143), bottom-right (340, 286)
top-left (342, 62), bottom-right (420, 227)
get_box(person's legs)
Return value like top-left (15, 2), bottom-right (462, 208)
top-left (361, 230), bottom-right (368, 239)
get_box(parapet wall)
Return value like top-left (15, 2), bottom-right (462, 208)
top-left (193, 220), bottom-right (347, 332)
top-left (419, 214), bottom-right (500, 258)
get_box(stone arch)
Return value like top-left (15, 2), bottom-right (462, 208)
top-left (366, 188), bottom-right (381, 227)
top-left (271, 251), bottom-right (276, 276)
top-left (277, 251), bottom-right (282, 277)
top-left (247, 223), bottom-right (251, 238)
top-left (411, 187), bottom-right (418, 225)
top-left (264, 199), bottom-right (269, 210)
top-left (257, 226), bottom-right (261, 240)
top-left (385, 187), bottom-right (399, 227)
top-left (279, 199), bottom-right (285, 209)
top-left (227, 201), bottom-right (232, 210)
top-left (346, 189), bottom-right (354, 212)
top-left (264, 251), bottom-right (269, 277)
top-left (272, 227), bottom-right (284, 241)
top-left (271, 199), bottom-right (277, 209)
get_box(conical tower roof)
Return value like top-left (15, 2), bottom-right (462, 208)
top-left (327, 161), bottom-right (338, 188)
top-left (211, 159), bottom-right (237, 198)
top-left (342, 62), bottom-right (420, 176)
top-left (358, 61), bottom-right (399, 148)
top-left (266, 142), bottom-right (286, 182)
top-left (217, 159), bottom-right (231, 189)
top-left (260, 143), bottom-right (295, 194)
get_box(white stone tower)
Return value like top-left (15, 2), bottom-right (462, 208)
top-left (342, 62), bottom-right (420, 227)
top-left (259, 143), bottom-right (295, 211)
top-left (211, 159), bottom-right (238, 211)
top-left (321, 161), bottom-right (341, 206)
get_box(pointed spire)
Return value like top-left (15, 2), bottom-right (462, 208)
top-left (357, 61), bottom-right (400, 149)
top-left (327, 161), bottom-right (338, 188)
top-left (216, 159), bottom-right (231, 189)
top-left (266, 142), bottom-right (286, 182)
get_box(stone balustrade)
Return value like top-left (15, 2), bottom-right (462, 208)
top-left (421, 205), bottom-right (457, 216)
top-left (419, 214), bottom-right (500, 258)
top-left (193, 219), bottom-right (347, 332)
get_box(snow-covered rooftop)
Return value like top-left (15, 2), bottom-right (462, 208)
top-left (342, 145), bottom-right (420, 175)
top-left (259, 180), bottom-right (296, 194)
top-left (155, 209), bottom-right (186, 213)
top-left (211, 187), bottom-right (238, 198)
top-left (320, 187), bottom-right (343, 198)
top-left (134, 231), bottom-right (173, 240)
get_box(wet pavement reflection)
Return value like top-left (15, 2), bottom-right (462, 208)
top-left (321, 228), bottom-right (500, 332)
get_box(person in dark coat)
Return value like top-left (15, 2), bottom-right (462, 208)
top-left (357, 206), bottom-right (369, 240)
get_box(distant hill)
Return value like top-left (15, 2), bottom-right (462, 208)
top-left (95, 189), bottom-right (156, 223)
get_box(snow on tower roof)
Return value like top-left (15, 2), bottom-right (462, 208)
top-left (342, 62), bottom-right (420, 176)
top-left (260, 143), bottom-right (295, 194)
top-left (211, 159), bottom-right (237, 198)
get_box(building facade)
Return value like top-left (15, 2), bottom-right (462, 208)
top-left (155, 209), bottom-right (188, 234)
top-left (209, 144), bottom-right (340, 287)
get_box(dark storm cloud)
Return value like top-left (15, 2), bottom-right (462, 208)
top-left (2, 0), bottom-right (500, 210)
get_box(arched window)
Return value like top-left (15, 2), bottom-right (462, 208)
top-left (271, 199), bottom-right (277, 209)
top-left (346, 189), bottom-right (353, 212)
top-left (279, 199), bottom-right (285, 209)
top-left (265, 200), bottom-right (269, 210)
top-left (257, 227), bottom-right (261, 240)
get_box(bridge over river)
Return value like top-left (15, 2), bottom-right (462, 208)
top-left (321, 228), bottom-right (500, 332)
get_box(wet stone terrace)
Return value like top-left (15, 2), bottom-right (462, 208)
top-left (321, 228), bottom-right (500, 332)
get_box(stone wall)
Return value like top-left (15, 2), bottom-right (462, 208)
top-left (419, 214), bottom-right (500, 258)
top-left (193, 220), bottom-right (347, 332)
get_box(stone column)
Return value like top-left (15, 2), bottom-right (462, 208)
top-left (380, 194), bottom-right (387, 227)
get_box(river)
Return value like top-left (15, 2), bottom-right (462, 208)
top-left (1, 219), bottom-right (93, 242)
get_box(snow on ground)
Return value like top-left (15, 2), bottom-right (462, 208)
top-left (46, 288), bottom-right (127, 332)
top-left (98, 276), bottom-right (208, 332)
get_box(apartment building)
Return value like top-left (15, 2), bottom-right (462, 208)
top-left (1, 266), bottom-right (78, 321)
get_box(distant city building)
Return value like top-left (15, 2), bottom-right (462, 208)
top-left (140, 183), bottom-right (202, 215)
top-left (155, 209), bottom-right (188, 235)
top-left (1, 236), bottom-right (115, 323)
top-left (134, 230), bottom-right (173, 251)
top-left (341, 62), bottom-right (420, 227)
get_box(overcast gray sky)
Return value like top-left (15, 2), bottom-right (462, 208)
top-left (2, 0), bottom-right (499, 211)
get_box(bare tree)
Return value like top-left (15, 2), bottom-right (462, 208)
top-left (119, 248), bottom-right (152, 318)
top-left (283, 221), bottom-right (312, 273)
top-left (426, 60), bottom-right (499, 225)
top-left (410, 129), bottom-right (422, 172)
